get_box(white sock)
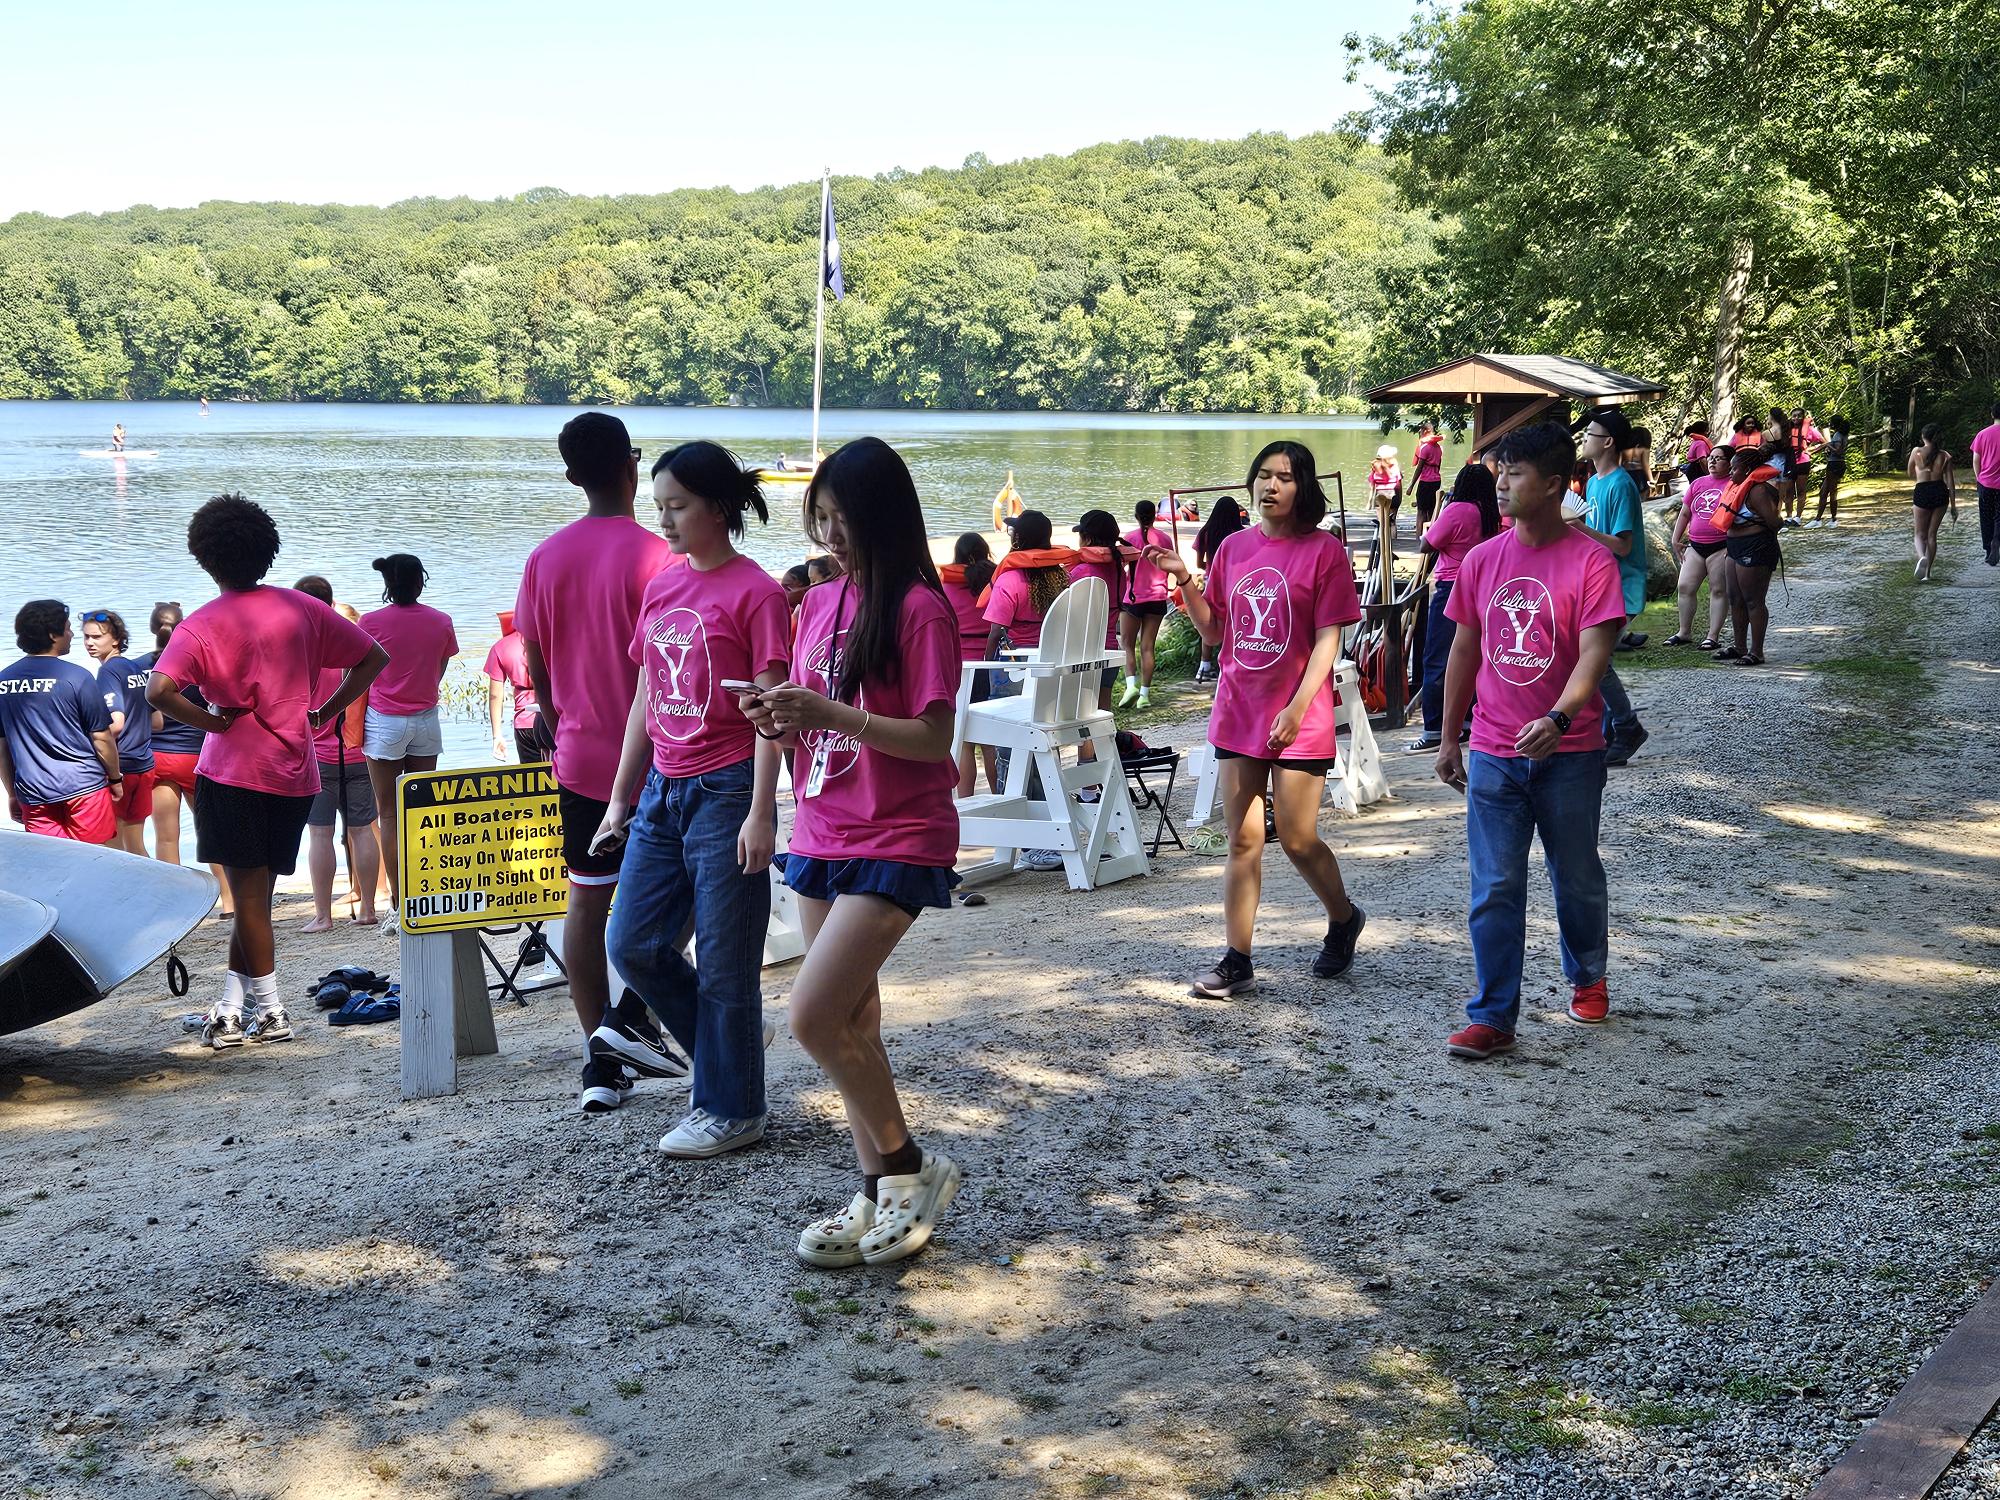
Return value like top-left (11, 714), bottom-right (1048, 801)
top-left (247, 971), bottom-right (280, 1016)
top-left (218, 970), bottom-right (248, 1018)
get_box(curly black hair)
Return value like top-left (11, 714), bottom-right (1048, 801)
top-left (187, 493), bottom-right (281, 589)
top-left (14, 599), bottom-right (69, 654)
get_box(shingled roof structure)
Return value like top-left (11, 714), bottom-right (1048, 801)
top-left (1365, 353), bottom-right (1666, 453)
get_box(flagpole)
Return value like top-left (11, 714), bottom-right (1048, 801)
top-left (811, 168), bottom-right (829, 463)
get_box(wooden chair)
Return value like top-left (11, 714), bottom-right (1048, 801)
top-left (951, 577), bottom-right (1150, 891)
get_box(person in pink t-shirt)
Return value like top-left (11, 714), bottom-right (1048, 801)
top-left (587, 441), bottom-right (792, 1157)
top-left (148, 494), bottom-right (387, 1051)
top-left (483, 610), bottom-right (543, 765)
top-left (1147, 439), bottom-right (1366, 1000)
top-left (514, 413), bottom-right (680, 1113)
top-left (1412, 426), bottom-right (1446, 523)
top-left (940, 532), bottom-right (1001, 797)
top-left (981, 510), bottom-right (1068, 655)
top-left (1410, 463), bottom-right (1501, 750)
top-left (1666, 446), bottom-right (1733, 649)
top-left (1069, 508), bottom-right (1129, 690)
top-left (293, 577), bottom-right (382, 933)
top-left (743, 437), bottom-right (964, 1270)
top-left (1434, 423), bottom-right (1625, 1061)
top-left (359, 553), bottom-right (458, 929)
top-left (1970, 401), bottom-right (2000, 566)
top-left (1116, 499), bottom-right (1177, 708)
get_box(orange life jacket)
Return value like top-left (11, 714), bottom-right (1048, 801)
top-left (1715, 464), bottom-right (1780, 532)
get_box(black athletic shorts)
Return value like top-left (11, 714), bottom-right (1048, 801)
top-left (1214, 747), bottom-right (1337, 778)
top-left (1688, 538), bottom-right (1727, 559)
top-left (1119, 599), bottom-right (1170, 619)
top-left (1726, 532), bottom-right (1781, 570)
top-left (1914, 480), bottom-right (1950, 511)
top-left (1415, 478), bottom-right (1442, 515)
top-left (559, 783), bottom-right (621, 879)
top-left (513, 728), bottom-right (547, 764)
top-left (195, 775), bottom-right (315, 874)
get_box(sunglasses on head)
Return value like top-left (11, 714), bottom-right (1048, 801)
top-left (80, 610), bottom-right (113, 623)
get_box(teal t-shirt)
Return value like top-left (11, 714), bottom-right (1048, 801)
top-left (1584, 467), bottom-right (1647, 617)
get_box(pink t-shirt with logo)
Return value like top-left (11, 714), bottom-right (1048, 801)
top-left (1066, 560), bottom-right (1121, 649)
top-left (1445, 528), bottom-right (1627, 758)
top-left (1682, 475), bottom-right (1730, 545)
top-left (630, 554), bottom-right (791, 779)
top-left (941, 578), bottom-right (988, 662)
top-left (156, 587), bottom-right (376, 797)
top-left (1972, 423), bottom-right (2000, 489)
top-left (1122, 526), bottom-right (1176, 603)
top-left (515, 514), bottom-right (679, 801)
top-left (982, 568), bottom-right (1048, 649)
top-left (482, 632), bottom-right (540, 730)
top-left (788, 580), bottom-right (961, 868)
top-left (359, 602), bottom-right (458, 716)
top-left (1204, 527), bottom-right (1362, 760)
top-left (1422, 503), bottom-right (1485, 583)
top-left (1414, 440), bottom-right (1444, 484)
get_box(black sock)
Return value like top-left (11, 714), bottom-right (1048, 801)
top-left (863, 1174), bottom-right (881, 1204)
top-left (1225, 946), bottom-right (1253, 974)
top-left (880, 1140), bottom-right (924, 1178)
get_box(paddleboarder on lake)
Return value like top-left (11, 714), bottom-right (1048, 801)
top-left (111, 423), bottom-right (126, 453)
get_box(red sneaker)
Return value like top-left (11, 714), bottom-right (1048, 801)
top-left (1446, 1023), bottom-right (1516, 1059)
top-left (1568, 979), bottom-right (1610, 1024)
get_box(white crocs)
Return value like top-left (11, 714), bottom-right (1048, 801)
top-left (860, 1151), bottom-right (962, 1265)
top-left (796, 1192), bottom-right (877, 1269)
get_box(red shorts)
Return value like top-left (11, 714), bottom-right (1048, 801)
top-left (22, 787), bottom-right (116, 844)
top-left (113, 769), bottom-right (157, 823)
top-left (154, 750), bottom-right (199, 798)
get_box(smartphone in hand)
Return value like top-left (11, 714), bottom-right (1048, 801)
top-left (719, 679), bottom-right (763, 697)
top-left (587, 824), bottom-right (628, 859)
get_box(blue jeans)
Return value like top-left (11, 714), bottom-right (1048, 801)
top-left (1464, 749), bottom-right (1608, 1033)
top-left (1599, 666), bottom-right (1637, 740)
top-left (607, 761), bottom-right (772, 1120)
top-left (1420, 578), bottom-right (1458, 735)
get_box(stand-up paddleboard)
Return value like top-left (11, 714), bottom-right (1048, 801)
top-left (78, 449), bottom-right (158, 458)
top-left (0, 832), bottom-right (216, 1035)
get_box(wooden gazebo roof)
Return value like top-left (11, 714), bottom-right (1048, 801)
top-left (1366, 354), bottom-right (1665, 453)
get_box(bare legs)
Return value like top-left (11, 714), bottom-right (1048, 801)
top-left (365, 752), bottom-right (435, 918)
top-left (222, 866), bottom-right (277, 977)
top-left (305, 821), bottom-right (380, 930)
top-left (1914, 505), bottom-right (1947, 577)
top-left (113, 817), bottom-right (147, 856)
top-left (789, 892), bottom-right (919, 1174)
top-left (150, 780), bottom-right (184, 864)
top-left (1702, 550), bottom-right (1729, 642)
top-left (1816, 470), bottom-right (1841, 523)
top-left (564, 880), bottom-right (617, 1034)
top-left (1675, 549), bottom-right (1729, 643)
top-left (1726, 561), bottom-right (1773, 659)
top-left (1220, 758), bottom-right (1355, 955)
top-left (1119, 611), bottom-right (1164, 690)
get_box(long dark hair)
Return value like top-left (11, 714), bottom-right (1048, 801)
top-left (1446, 463), bottom-right (1501, 539)
top-left (1133, 499), bottom-right (1157, 531)
top-left (653, 440), bottom-right (768, 537)
top-left (1075, 509), bottom-right (1127, 604)
top-left (1918, 423), bottom-right (1943, 460)
top-left (1245, 440), bottom-right (1328, 532)
top-left (803, 438), bottom-right (942, 704)
top-left (952, 530), bottom-right (995, 595)
top-left (1007, 509), bottom-right (1070, 617)
top-left (373, 553), bottom-right (427, 606)
top-left (1194, 496), bottom-right (1248, 567)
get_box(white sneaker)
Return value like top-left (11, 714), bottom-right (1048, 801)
top-left (797, 1192), bottom-right (877, 1268)
top-left (202, 1011), bottom-right (245, 1050)
top-left (244, 1006), bottom-right (293, 1043)
top-left (1021, 848), bottom-right (1066, 872)
top-left (860, 1150), bottom-right (962, 1265)
top-left (380, 914), bottom-right (402, 938)
top-left (658, 1108), bottom-right (766, 1158)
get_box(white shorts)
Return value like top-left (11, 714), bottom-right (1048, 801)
top-left (363, 706), bottom-right (443, 761)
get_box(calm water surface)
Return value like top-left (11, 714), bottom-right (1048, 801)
top-left (0, 402), bottom-right (1463, 765)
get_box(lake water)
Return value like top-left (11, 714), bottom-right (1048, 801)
top-left (0, 402), bottom-right (1464, 765)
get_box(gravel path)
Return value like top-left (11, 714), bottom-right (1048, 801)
top-left (1, 485), bottom-right (1994, 1499)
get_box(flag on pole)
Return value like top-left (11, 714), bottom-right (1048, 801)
top-left (820, 176), bottom-right (845, 300)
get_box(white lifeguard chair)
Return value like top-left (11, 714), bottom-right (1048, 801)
top-left (952, 577), bottom-right (1150, 892)
top-left (1187, 658), bottom-right (1389, 828)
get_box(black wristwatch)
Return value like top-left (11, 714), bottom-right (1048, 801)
top-left (1546, 709), bottom-right (1572, 734)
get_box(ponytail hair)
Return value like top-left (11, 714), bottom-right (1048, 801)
top-left (1920, 422), bottom-right (1943, 458)
top-left (1007, 509), bottom-right (1069, 618)
top-left (953, 531), bottom-right (995, 595)
top-left (653, 440), bottom-right (768, 537)
top-left (1134, 499), bottom-right (1157, 530)
top-left (373, 553), bottom-right (427, 606)
top-left (149, 601), bottom-right (183, 650)
top-left (1076, 509), bottom-right (1127, 604)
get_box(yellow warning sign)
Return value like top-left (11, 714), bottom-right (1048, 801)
top-left (397, 765), bottom-right (569, 933)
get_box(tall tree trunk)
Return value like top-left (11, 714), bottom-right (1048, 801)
top-left (1709, 236), bottom-right (1755, 433)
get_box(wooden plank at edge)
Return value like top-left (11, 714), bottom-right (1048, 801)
top-left (1807, 1279), bottom-right (2000, 1500)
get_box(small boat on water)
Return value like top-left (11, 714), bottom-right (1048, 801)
top-left (756, 456), bottom-right (818, 484)
top-left (79, 449), bottom-right (158, 459)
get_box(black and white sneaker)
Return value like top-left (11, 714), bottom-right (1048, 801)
top-left (1312, 902), bottom-right (1367, 979)
top-left (1190, 950), bottom-right (1255, 998)
top-left (202, 1012), bottom-right (246, 1050)
top-left (244, 1006), bottom-right (294, 1043)
top-left (590, 991), bottom-right (689, 1080)
top-left (578, 1057), bottom-right (633, 1114)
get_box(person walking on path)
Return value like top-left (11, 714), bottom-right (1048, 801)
top-left (516, 412), bottom-right (681, 1114)
top-left (1971, 401), bottom-right (2000, 567)
top-left (359, 554), bottom-right (456, 932)
top-left (1433, 423), bottom-right (1625, 1060)
top-left (1410, 463), bottom-right (1500, 751)
top-left (1809, 417), bottom-right (1850, 528)
top-left (1667, 446), bottom-right (1733, 649)
top-left (592, 442), bottom-right (789, 1158)
top-left (1145, 440), bottom-right (1367, 999)
top-left (147, 494), bottom-right (387, 1050)
top-left (483, 610), bottom-right (543, 764)
top-left (1116, 500), bottom-right (1176, 709)
top-left (1907, 424), bottom-right (1956, 583)
top-left (80, 609), bottom-right (156, 855)
top-left (294, 577), bottom-right (381, 932)
top-left (0, 600), bottom-right (119, 844)
top-left (1570, 407), bottom-right (1650, 766)
top-left (743, 437), bottom-right (965, 1268)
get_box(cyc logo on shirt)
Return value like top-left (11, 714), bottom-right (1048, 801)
top-left (645, 607), bottom-right (710, 741)
top-left (800, 628), bottom-right (861, 781)
top-left (1484, 577), bottom-right (1558, 685)
top-left (1230, 567), bottom-right (1292, 670)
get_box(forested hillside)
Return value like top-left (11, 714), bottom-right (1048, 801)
top-left (0, 135), bottom-right (1434, 412)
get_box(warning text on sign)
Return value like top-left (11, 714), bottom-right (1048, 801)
top-left (397, 765), bottom-right (570, 933)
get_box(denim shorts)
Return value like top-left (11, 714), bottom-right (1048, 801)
top-left (782, 853), bottom-right (958, 919)
top-left (363, 705), bottom-right (442, 760)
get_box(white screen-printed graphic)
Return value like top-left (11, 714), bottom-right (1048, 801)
top-left (799, 626), bottom-right (862, 785)
top-left (644, 606), bottom-right (711, 742)
top-left (1229, 565), bottom-right (1293, 671)
top-left (1484, 576), bottom-right (1558, 686)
